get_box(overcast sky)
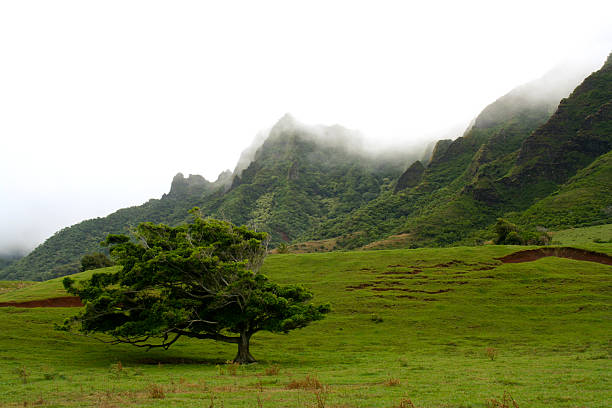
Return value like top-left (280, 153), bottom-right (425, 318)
top-left (1, 1), bottom-right (611, 255)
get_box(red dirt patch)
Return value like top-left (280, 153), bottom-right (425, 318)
top-left (432, 260), bottom-right (467, 268)
top-left (371, 287), bottom-right (451, 294)
top-left (497, 247), bottom-right (612, 265)
top-left (346, 283), bottom-right (373, 290)
top-left (379, 269), bottom-right (422, 275)
top-left (0, 296), bottom-right (83, 308)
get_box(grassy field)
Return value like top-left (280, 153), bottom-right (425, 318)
top-left (0, 244), bottom-right (610, 407)
top-left (552, 223), bottom-right (612, 246)
top-left (0, 281), bottom-right (35, 296)
top-left (0, 269), bottom-right (102, 303)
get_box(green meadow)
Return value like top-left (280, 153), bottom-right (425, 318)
top-left (0, 243), bottom-right (610, 407)
top-left (552, 223), bottom-right (612, 246)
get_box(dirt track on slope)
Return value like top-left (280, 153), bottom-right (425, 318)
top-left (497, 247), bottom-right (612, 266)
top-left (0, 296), bottom-right (83, 308)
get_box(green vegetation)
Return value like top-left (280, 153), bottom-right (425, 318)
top-left (63, 214), bottom-right (329, 364)
top-left (79, 252), bottom-right (114, 272)
top-left (493, 218), bottom-right (551, 245)
top-left (514, 151), bottom-right (612, 229)
top-left (0, 268), bottom-right (105, 303)
top-left (3, 54), bottom-right (611, 281)
top-left (0, 254), bottom-right (22, 271)
top-left (552, 224), bottom-right (612, 246)
top-left (0, 280), bottom-right (36, 296)
top-left (1, 245), bottom-right (610, 407)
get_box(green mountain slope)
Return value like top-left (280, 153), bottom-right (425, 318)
top-left (514, 150), bottom-right (612, 229)
top-left (3, 55), bottom-right (607, 281)
top-left (401, 53), bottom-right (612, 246)
top-left (188, 115), bottom-right (410, 243)
top-left (1, 116), bottom-right (410, 281)
top-left (500, 53), bottom-right (612, 203)
top-left (0, 174), bottom-right (230, 281)
top-left (324, 54), bottom-right (611, 249)
top-left (315, 61), bottom-right (582, 247)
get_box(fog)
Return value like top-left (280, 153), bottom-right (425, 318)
top-left (1, 1), bottom-right (611, 256)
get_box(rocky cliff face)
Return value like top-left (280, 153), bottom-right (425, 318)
top-left (169, 173), bottom-right (210, 196)
top-left (428, 139), bottom-right (453, 164)
top-left (506, 53), bottom-right (612, 189)
top-left (395, 161), bottom-right (425, 192)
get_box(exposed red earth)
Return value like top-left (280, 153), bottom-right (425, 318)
top-left (0, 296), bottom-right (82, 308)
top-left (497, 247), bottom-right (612, 265)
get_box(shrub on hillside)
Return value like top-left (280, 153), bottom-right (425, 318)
top-left (494, 218), bottom-right (551, 245)
top-left (80, 252), bottom-right (113, 272)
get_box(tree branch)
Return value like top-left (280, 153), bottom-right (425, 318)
top-left (174, 329), bottom-right (239, 343)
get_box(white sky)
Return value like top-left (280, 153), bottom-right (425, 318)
top-left (1, 0), bottom-right (611, 255)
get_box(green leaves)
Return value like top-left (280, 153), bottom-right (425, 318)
top-left (62, 211), bottom-right (329, 361)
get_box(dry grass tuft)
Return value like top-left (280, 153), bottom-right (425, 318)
top-left (147, 384), bottom-right (165, 399)
top-left (314, 386), bottom-right (329, 408)
top-left (265, 364), bottom-right (280, 376)
top-left (14, 366), bottom-right (29, 384)
top-left (486, 391), bottom-right (519, 408)
top-left (395, 398), bottom-right (417, 408)
top-left (286, 374), bottom-right (323, 390)
top-left (385, 377), bottom-right (401, 386)
top-left (217, 361), bottom-right (241, 376)
top-left (485, 347), bottom-right (498, 361)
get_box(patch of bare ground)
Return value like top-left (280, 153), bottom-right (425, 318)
top-left (0, 296), bottom-right (83, 308)
top-left (371, 288), bottom-right (451, 294)
top-left (497, 247), bottom-right (612, 265)
top-left (361, 233), bottom-right (414, 250)
top-left (380, 268), bottom-right (422, 275)
top-left (432, 260), bottom-right (469, 268)
top-left (346, 283), bottom-right (374, 290)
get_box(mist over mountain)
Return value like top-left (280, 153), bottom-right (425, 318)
top-left (0, 117), bottom-right (420, 280)
top-left (469, 58), bottom-right (602, 130)
top-left (1, 51), bottom-right (610, 281)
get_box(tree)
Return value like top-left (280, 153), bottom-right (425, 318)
top-left (80, 252), bottom-right (114, 272)
top-left (62, 209), bottom-right (330, 363)
top-left (494, 218), bottom-right (552, 245)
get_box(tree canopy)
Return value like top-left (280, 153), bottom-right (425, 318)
top-left (62, 209), bottom-right (330, 363)
top-left (80, 252), bottom-right (114, 272)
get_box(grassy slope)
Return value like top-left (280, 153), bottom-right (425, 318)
top-left (0, 281), bottom-right (36, 296)
top-left (514, 151), bottom-right (612, 230)
top-left (0, 268), bottom-right (114, 303)
top-left (0, 245), bottom-right (610, 407)
top-left (552, 224), bottom-right (612, 246)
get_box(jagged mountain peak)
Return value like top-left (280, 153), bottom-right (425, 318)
top-left (471, 59), bottom-right (597, 130)
top-left (169, 173), bottom-right (210, 196)
top-left (270, 112), bottom-right (300, 134)
top-left (234, 114), bottom-right (368, 178)
top-left (603, 52), bottom-right (612, 69)
top-left (215, 169), bottom-right (233, 183)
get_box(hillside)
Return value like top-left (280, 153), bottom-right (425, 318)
top-left (390, 52), bottom-right (612, 247)
top-left (311, 59), bottom-right (595, 248)
top-left (1, 116), bottom-right (412, 281)
top-left (513, 150), bottom-right (612, 229)
top-left (2, 54), bottom-right (608, 281)
top-left (197, 114), bottom-right (411, 243)
top-left (0, 173), bottom-right (231, 281)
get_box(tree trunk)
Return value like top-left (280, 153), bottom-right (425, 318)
top-left (233, 331), bottom-right (256, 364)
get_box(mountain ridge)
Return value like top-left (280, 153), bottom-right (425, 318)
top-left (2, 53), bottom-right (609, 281)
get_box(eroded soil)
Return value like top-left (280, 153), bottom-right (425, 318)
top-left (497, 247), bottom-right (612, 265)
top-left (0, 296), bottom-right (83, 308)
